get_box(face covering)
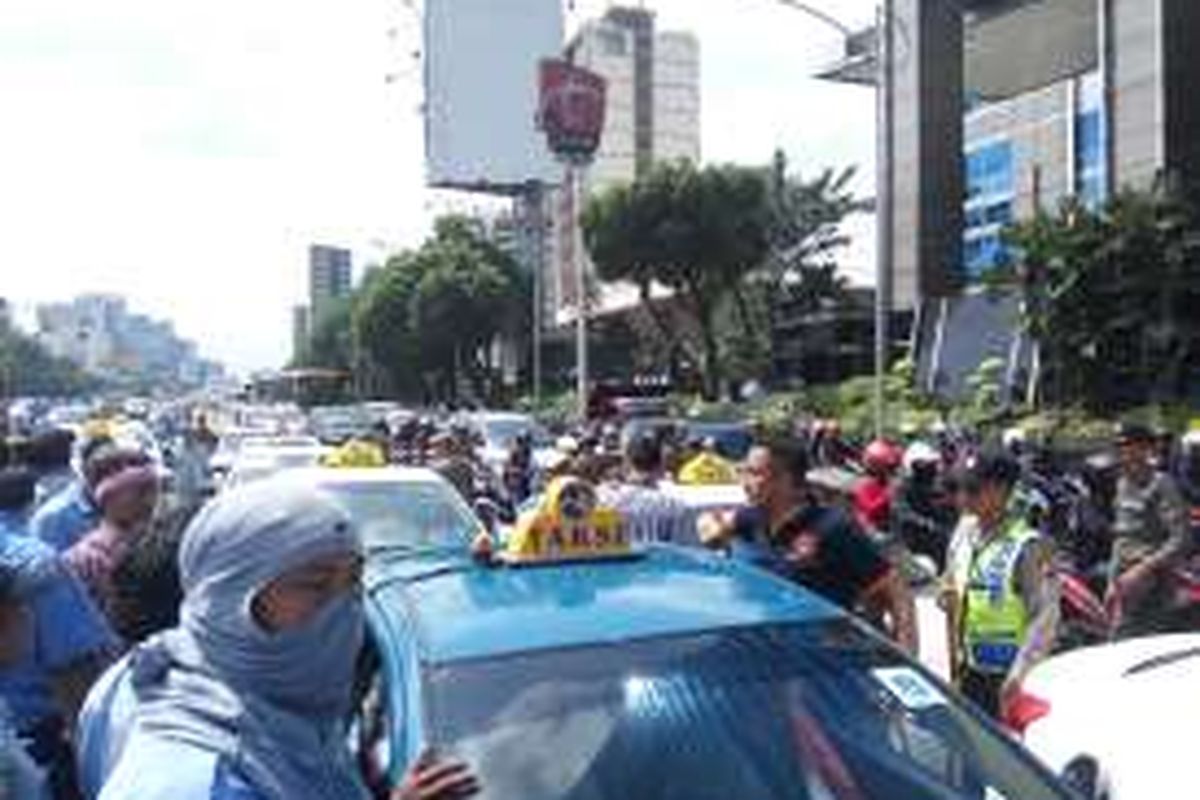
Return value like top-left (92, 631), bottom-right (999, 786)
top-left (232, 591), bottom-right (364, 716)
top-left (130, 476), bottom-right (369, 800)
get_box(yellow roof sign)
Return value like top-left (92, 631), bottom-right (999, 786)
top-left (503, 477), bottom-right (631, 565)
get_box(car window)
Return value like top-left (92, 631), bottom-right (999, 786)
top-left (483, 418), bottom-right (550, 449)
top-left (326, 482), bottom-right (479, 551)
top-left (686, 424), bottom-right (753, 461)
top-left (424, 621), bottom-right (1069, 800)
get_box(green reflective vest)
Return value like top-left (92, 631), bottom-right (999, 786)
top-left (963, 518), bottom-right (1039, 674)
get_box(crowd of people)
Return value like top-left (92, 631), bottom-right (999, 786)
top-left (0, 407), bottom-right (1196, 798)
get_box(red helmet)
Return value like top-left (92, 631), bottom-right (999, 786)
top-left (863, 439), bottom-right (903, 474)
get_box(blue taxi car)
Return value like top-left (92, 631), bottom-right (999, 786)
top-left (356, 545), bottom-right (1075, 800)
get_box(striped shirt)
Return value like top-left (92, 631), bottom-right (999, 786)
top-left (600, 482), bottom-right (694, 545)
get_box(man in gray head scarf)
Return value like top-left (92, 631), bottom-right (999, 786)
top-left (92, 476), bottom-right (477, 800)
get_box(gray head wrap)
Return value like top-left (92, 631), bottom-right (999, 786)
top-left (128, 476), bottom-right (367, 799)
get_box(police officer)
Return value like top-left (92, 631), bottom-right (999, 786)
top-left (1107, 422), bottom-right (1192, 637)
top-left (950, 450), bottom-right (1059, 719)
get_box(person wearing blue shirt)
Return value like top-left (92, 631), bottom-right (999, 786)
top-left (29, 430), bottom-right (79, 513)
top-left (90, 477), bottom-right (476, 800)
top-left (0, 563), bottom-right (51, 800)
top-left (32, 440), bottom-right (147, 553)
top-left (0, 468), bottom-right (115, 800)
top-left (30, 480), bottom-right (97, 551)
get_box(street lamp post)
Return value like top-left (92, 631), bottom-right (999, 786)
top-left (875, 0), bottom-right (895, 438)
top-left (537, 59), bottom-right (607, 422)
top-left (775, 0), bottom-right (894, 437)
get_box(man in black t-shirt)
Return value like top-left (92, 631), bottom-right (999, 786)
top-left (706, 437), bottom-right (918, 653)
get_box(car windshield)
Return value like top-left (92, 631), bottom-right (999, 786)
top-left (483, 418), bottom-right (550, 449)
top-left (621, 418), bottom-right (678, 445)
top-left (686, 423), bottom-right (753, 461)
top-left (426, 621), bottom-right (1069, 800)
top-left (324, 482), bottom-right (478, 551)
top-left (312, 406), bottom-right (370, 428)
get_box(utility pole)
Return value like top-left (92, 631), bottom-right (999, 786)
top-left (537, 59), bottom-right (606, 423)
top-left (528, 181), bottom-right (546, 406)
top-left (874, 0), bottom-right (895, 437)
top-left (774, 0), bottom-right (893, 436)
top-left (570, 165), bottom-right (590, 421)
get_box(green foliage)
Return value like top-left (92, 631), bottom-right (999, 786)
top-left (353, 216), bottom-right (530, 403)
top-left (295, 297), bottom-right (354, 371)
top-left (353, 252), bottom-right (423, 397)
top-left (1005, 183), bottom-right (1200, 410)
top-left (759, 151), bottom-right (865, 313)
top-left (582, 153), bottom-right (864, 397)
top-left (582, 160), bottom-right (771, 398)
top-left (0, 323), bottom-right (96, 397)
top-left (962, 356), bottom-right (1007, 422)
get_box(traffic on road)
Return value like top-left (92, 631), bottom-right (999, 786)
top-left (1, 393), bottom-right (1196, 799)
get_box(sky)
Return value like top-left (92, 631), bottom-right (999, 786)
top-left (0, 0), bottom-right (877, 374)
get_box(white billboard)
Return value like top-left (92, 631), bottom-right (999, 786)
top-left (425, 0), bottom-right (564, 191)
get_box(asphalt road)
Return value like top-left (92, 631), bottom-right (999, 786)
top-left (917, 589), bottom-right (953, 680)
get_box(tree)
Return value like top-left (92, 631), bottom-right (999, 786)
top-left (1004, 183), bottom-right (1200, 410)
top-left (583, 160), bottom-right (771, 398)
top-left (353, 216), bottom-right (530, 403)
top-left (294, 297), bottom-right (354, 371)
top-left (353, 253), bottom-right (423, 399)
top-left (0, 326), bottom-right (97, 397)
top-left (751, 150), bottom-right (867, 380)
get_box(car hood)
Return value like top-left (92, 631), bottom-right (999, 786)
top-left (1023, 634), bottom-right (1200, 798)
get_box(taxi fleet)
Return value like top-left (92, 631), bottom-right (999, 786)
top-left (77, 467), bottom-right (1076, 800)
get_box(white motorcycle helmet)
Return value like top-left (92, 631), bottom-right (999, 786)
top-left (902, 441), bottom-right (941, 475)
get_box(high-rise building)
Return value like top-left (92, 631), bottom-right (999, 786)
top-left (820, 0), bottom-right (1200, 394)
top-left (292, 305), bottom-right (311, 363)
top-left (35, 294), bottom-right (210, 385)
top-left (308, 245), bottom-right (353, 321)
top-left (546, 7), bottom-right (701, 323)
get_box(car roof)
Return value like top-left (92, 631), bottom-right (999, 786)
top-left (472, 411), bottom-right (533, 424)
top-left (686, 420), bottom-right (750, 431)
top-left (285, 466), bottom-right (447, 486)
top-left (366, 545), bottom-right (839, 665)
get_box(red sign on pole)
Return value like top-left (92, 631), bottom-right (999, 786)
top-left (538, 59), bottom-right (607, 164)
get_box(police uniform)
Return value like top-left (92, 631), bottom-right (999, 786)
top-left (1110, 469), bottom-right (1190, 636)
top-left (957, 511), bottom-right (1044, 717)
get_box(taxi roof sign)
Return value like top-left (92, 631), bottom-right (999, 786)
top-left (502, 505), bottom-right (634, 566)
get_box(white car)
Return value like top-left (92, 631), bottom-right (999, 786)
top-left (465, 411), bottom-right (555, 475)
top-left (223, 439), bottom-right (329, 490)
top-left (1020, 633), bottom-right (1200, 799)
top-left (286, 467), bottom-right (483, 552)
top-left (208, 426), bottom-right (278, 474)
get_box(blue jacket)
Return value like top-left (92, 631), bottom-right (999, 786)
top-left (1, 700), bottom-right (49, 799)
top-left (99, 737), bottom-right (266, 800)
top-left (0, 513), bottom-right (115, 732)
top-left (80, 659), bottom-right (267, 800)
top-left (30, 481), bottom-right (100, 552)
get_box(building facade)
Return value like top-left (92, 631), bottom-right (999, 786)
top-left (820, 0), bottom-right (1200, 395)
top-left (824, 0), bottom-right (1200, 306)
top-left (36, 294), bottom-right (213, 386)
top-left (308, 244), bottom-right (353, 322)
top-left (291, 305), bottom-right (311, 364)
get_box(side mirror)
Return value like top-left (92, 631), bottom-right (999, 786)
top-left (1060, 755), bottom-right (1103, 799)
